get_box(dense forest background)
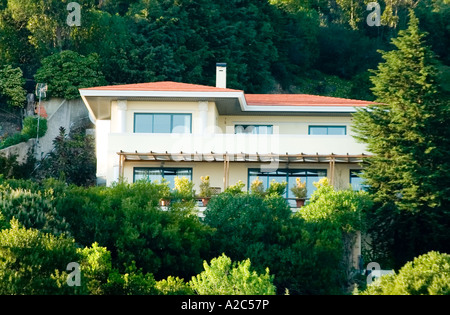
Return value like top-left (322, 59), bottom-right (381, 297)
top-left (0, 0), bottom-right (449, 102)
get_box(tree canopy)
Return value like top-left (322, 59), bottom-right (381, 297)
top-left (0, 0), bottom-right (448, 101)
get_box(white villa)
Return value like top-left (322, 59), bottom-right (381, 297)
top-left (79, 64), bottom-right (372, 206)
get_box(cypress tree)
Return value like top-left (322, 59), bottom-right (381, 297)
top-left (352, 10), bottom-right (450, 268)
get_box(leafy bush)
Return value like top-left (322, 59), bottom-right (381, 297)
top-left (189, 254), bottom-right (276, 295)
top-left (355, 251), bottom-right (450, 295)
top-left (0, 149), bottom-right (36, 179)
top-left (155, 276), bottom-right (194, 295)
top-left (0, 65), bottom-right (26, 108)
top-left (21, 116), bottom-right (47, 139)
top-left (0, 116), bottom-right (47, 150)
top-left (56, 181), bottom-right (214, 280)
top-left (204, 193), bottom-right (314, 294)
top-left (298, 178), bottom-right (372, 233)
top-left (34, 50), bottom-right (107, 100)
top-left (0, 184), bottom-right (70, 236)
top-left (0, 132), bottom-right (29, 149)
top-left (0, 219), bottom-right (80, 294)
top-left (36, 127), bottom-right (96, 186)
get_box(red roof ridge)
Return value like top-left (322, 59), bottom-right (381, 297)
top-left (79, 81), bottom-right (243, 92)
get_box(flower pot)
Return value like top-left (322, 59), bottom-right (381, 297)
top-left (296, 198), bottom-right (305, 208)
top-left (201, 197), bottom-right (211, 207)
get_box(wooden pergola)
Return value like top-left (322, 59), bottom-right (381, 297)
top-left (117, 151), bottom-right (369, 189)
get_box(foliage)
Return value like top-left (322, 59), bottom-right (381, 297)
top-left (34, 50), bottom-right (107, 100)
top-left (250, 176), bottom-right (265, 196)
top-left (172, 176), bottom-right (195, 201)
top-left (224, 180), bottom-right (245, 195)
top-left (290, 177), bottom-right (307, 199)
top-left (0, 64), bottom-right (26, 107)
top-left (0, 149), bottom-right (36, 179)
top-left (55, 181), bottom-right (214, 280)
top-left (199, 175), bottom-right (212, 198)
top-left (0, 132), bottom-right (28, 149)
top-left (352, 10), bottom-right (450, 268)
top-left (0, 183), bottom-right (70, 236)
top-left (155, 276), bottom-right (194, 295)
top-left (0, 116), bottom-right (47, 150)
top-left (0, 219), bottom-right (80, 294)
top-left (36, 127), bottom-right (96, 186)
top-left (299, 178), bottom-right (372, 233)
top-left (204, 192), bottom-right (330, 294)
top-left (265, 179), bottom-right (287, 196)
top-left (189, 254), bottom-right (276, 295)
top-left (102, 262), bottom-right (157, 295)
top-left (21, 116), bottom-right (47, 139)
top-left (355, 251), bottom-right (450, 295)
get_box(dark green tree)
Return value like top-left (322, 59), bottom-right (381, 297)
top-left (34, 50), bottom-right (107, 100)
top-left (0, 65), bottom-right (26, 107)
top-left (352, 10), bottom-right (450, 268)
top-left (36, 127), bottom-right (96, 186)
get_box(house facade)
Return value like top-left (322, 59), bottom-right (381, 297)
top-left (79, 65), bottom-right (372, 206)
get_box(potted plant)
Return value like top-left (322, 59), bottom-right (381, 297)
top-left (199, 175), bottom-right (213, 206)
top-left (290, 178), bottom-right (307, 208)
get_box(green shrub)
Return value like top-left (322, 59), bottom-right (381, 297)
top-left (0, 219), bottom-right (80, 294)
top-left (0, 132), bottom-right (29, 149)
top-left (102, 262), bottom-right (157, 295)
top-left (21, 116), bottom-right (47, 139)
top-left (0, 184), bottom-right (70, 236)
top-left (298, 178), bottom-right (373, 233)
top-left (56, 181), bottom-right (214, 280)
top-left (204, 193), bottom-right (314, 294)
top-left (189, 254), bottom-right (276, 295)
top-left (355, 251), bottom-right (450, 295)
top-left (156, 276), bottom-right (194, 295)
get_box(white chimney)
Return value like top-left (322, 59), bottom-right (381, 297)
top-left (216, 63), bottom-right (227, 88)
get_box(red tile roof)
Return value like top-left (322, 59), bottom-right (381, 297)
top-left (80, 81), bottom-right (376, 107)
top-left (245, 94), bottom-right (374, 107)
top-left (79, 81), bottom-right (242, 92)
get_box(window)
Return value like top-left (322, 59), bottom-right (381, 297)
top-left (133, 167), bottom-right (192, 189)
top-left (308, 126), bottom-right (346, 135)
top-left (134, 113), bottom-right (191, 133)
top-left (248, 169), bottom-right (327, 206)
top-left (235, 125), bottom-right (273, 135)
top-left (350, 170), bottom-right (367, 191)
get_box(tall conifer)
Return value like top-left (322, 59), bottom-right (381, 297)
top-left (352, 10), bottom-right (450, 267)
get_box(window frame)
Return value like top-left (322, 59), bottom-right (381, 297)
top-left (234, 124), bottom-right (274, 135)
top-left (247, 168), bottom-right (327, 202)
top-left (133, 167), bottom-right (193, 188)
top-left (308, 125), bottom-right (347, 135)
top-left (133, 113), bottom-right (192, 134)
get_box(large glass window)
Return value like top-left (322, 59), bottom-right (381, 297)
top-left (248, 169), bottom-right (327, 206)
top-left (308, 126), bottom-right (346, 135)
top-left (134, 113), bottom-right (192, 133)
top-left (133, 167), bottom-right (192, 189)
top-left (235, 125), bottom-right (273, 135)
